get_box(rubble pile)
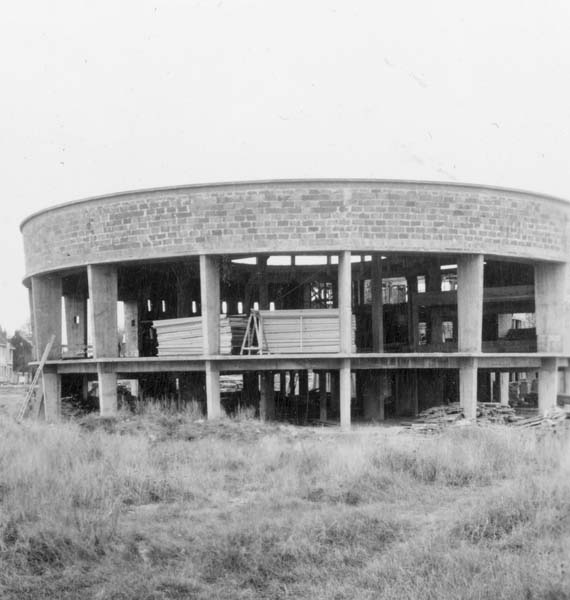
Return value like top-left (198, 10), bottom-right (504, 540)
top-left (406, 402), bottom-right (519, 433)
top-left (513, 407), bottom-right (570, 430)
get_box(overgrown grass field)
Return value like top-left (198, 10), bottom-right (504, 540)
top-left (0, 407), bottom-right (569, 599)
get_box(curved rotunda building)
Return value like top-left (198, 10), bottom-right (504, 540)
top-left (21, 180), bottom-right (570, 426)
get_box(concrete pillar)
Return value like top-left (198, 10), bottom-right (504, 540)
top-left (564, 369), bottom-right (570, 395)
top-left (199, 255), bottom-right (220, 355)
top-left (64, 295), bottom-right (87, 357)
top-left (338, 252), bottom-right (352, 428)
top-left (535, 262), bottom-right (565, 353)
top-left (407, 277), bottom-right (419, 349)
top-left (457, 254), bottom-right (484, 352)
top-left (87, 265), bottom-right (118, 358)
top-left (257, 255), bottom-right (269, 310)
top-left (371, 254), bottom-right (384, 352)
top-left (97, 364), bottom-right (117, 416)
top-left (259, 372), bottom-right (275, 421)
top-left (88, 265), bottom-right (118, 416)
top-left (123, 300), bottom-right (139, 357)
top-left (460, 359), bottom-right (478, 420)
top-left (339, 359), bottom-right (351, 430)
top-left (43, 370), bottom-right (61, 422)
top-left (319, 371), bottom-right (328, 420)
top-left (204, 362), bottom-right (221, 418)
top-left (338, 251), bottom-right (352, 353)
top-left (538, 358), bottom-right (558, 414)
top-left (500, 372), bottom-right (510, 406)
top-left (31, 274), bottom-right (62, 360)
top-left (200, 255), bottom-right (221, 419)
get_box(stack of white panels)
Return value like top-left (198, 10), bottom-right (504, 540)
top-left (259, 309), bottom-right (356, 354)
top-left (153, 315), bottom-right (233, 356)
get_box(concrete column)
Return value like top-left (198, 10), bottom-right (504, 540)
top-left (205, 361), bottom-right (221, 418)
top-left (87, 265), bottom-right (118, 358)
top-left (257, 255), bottom-right (269, 310)
top-left (64, 295), bottom-right (87, 357)
top-left (123, 300), bottom-right (139, 357)
top-left (259, 372), bottom-right (275, 421)
top-left (538, 358), bottom-right (558, 414)
top-left (88, 265), bottom-right (118, 416)
top-left (199, 255), bottom-right (220, 355)
top-left (457, 254), bottom-right (484, 352)
top-left (319, 371), bottom-right (328, 420)
top-left (371, 254), bottom-right (384, 352)
top-left (500, 372), bottom-right (510, 406)
top-left (200, 255), bottom-right (221, 419)
top-left (535, 262), bottom-right (565, 353)
top-left (31, 274), bottom-right (62, 360)
top-left (338, 251), bottom-right (352, 353)
top-left (460, 359), bottom-right (478, 420)
top-left (339, 359), bottom-right (351, 430)
top-left (338, 252), bottom-right (352, 428)
top-left (407, 277), bottom-right (419, 349)
top-left (96, 364), bottom-right (117, 416)
top-left (43, 370), bottom-right (61, 422)
top-left (564, 369), bottom-right (570, 395)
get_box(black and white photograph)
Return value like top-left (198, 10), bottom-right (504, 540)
top-left (0, 1), bottom-right (569, 598)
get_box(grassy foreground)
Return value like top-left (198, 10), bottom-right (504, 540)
top-left (0, 410), bottom-right (569, 600)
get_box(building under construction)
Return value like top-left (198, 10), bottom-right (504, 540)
top-left (20, 180), bottom-right (570, 426)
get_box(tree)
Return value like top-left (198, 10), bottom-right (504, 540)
top-left (10, 330), bottom-right (33, 374)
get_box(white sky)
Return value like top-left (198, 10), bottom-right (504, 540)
top-left (1, 0), bottom-right (569, 334)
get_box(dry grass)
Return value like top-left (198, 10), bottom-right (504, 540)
top-left (0, 410), bottom-right (569, 599)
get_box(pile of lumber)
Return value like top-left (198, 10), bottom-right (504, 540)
top-left (228, 316), bottom-right (247, 354)
top-left (408, 402), bottom-right (520, 432)
top-left (153, 315), bottom-right (235, 356)
top-left (513, 407), bottom-right (570, 429)
top-left (259, 309), bottom-right (356, 354)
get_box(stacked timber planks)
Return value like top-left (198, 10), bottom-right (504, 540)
top-left (259, 309), bottom-right (356, 354)
top-left (229, 315), bottom-right (248, 354)
top-left (153, 315), bottom-right (235, 356)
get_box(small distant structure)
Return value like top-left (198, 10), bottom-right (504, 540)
top-left (0, 328), bottom-right (14, 383)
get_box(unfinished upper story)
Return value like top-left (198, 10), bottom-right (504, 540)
top-left (20, 180), bottom-right (570, 425)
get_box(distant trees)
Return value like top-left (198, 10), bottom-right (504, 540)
top-left (10, 330), bottom-right (33, 375)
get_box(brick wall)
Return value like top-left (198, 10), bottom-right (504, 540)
top-left (21, 181), bottom-right (570, 279)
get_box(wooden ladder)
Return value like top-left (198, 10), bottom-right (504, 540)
top-left (240, 310), bottom-right (269, 355)
top-left (17, 335), bottom-right (55, 420)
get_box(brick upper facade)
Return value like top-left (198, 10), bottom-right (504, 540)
top-left (21, 180), bottom-right (569, 279)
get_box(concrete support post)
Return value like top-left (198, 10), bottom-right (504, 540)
top-left (371, 254), bottom-right (384, 352)
top-left (43, 370), bottom-right (61, 422)
top-left (88, 265), bottom-right (118, 416)
top-left (123, 300), bottom-right (139, 357)
top-left (259, 372), bottom-right (275, 421)
top-left (460, 359), bottom-right (478, 420)
top-left (64, 295), bottom-right (87, 357)
top-left (564, 369), bottom-right (570, 395)
top-left (338, 251), bottom-right (352, 353)
top-left (538, 358), bottom-right (559, 415)
top-left (339, 359), bottom-right (351, 430)
top-left (319, 371), bottom-right (328, 420)
top-left (199, 255), bottom-right (220, 355)
top-left (200, 255), bottom-right (221, 419)
top-left (535, 262), bottom-right (565, 353)
top-left (205, 361), bottom-right (221, 418)
top-left (457, 254), bottom-right (484, 352)
top-left (31, 274), bottom-right (62, 361)
top-left (97, 364), bottom-right (117, 417)
top-left (257, 255), bottom-right (269, 310)
top-left (87, 265), bottom-right (118, 358)
top-left (338, 251), bottom-right (352, 428)
top-left (500, 372), bottom-right (510, 406)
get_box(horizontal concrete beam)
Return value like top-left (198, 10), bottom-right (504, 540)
top-left (44, 352), bottom-right (567, 375)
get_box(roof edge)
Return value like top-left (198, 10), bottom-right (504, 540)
top-left (20, 178), bottom-right (570, 231)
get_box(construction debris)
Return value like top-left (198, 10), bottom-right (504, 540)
top-left (512, 407), bottom-right (570, 429)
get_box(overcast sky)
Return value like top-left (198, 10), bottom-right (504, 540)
top-left (1, 0), bottom-right (569, 334)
